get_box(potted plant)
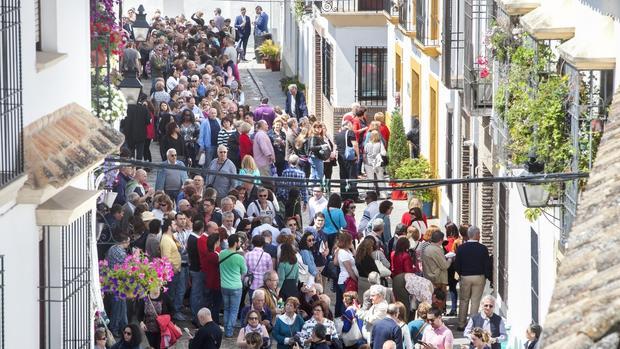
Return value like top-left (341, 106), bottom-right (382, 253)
top-left (258, 39), bottom-right (281, 72)
top-left (386, 108), bottom-right (410, 200)
top-left (395, 157), bottom-right (434, 216)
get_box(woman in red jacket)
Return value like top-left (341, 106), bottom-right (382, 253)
top-left (390, 236), bottom-right (418, 277)
top-left (239, 121), bottom-right (253, 160)
top-left (198, 233), bottom-right (223, 324)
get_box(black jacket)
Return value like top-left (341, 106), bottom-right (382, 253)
top-left (123, 104), bottom-right (151, 143)
top-left (454, 241), bottom-right (492, 280)
top-left (189, 322), bottom-right (223, 349)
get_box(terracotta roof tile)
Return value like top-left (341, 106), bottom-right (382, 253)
top-left (542, 90), bottom-right (620, 348)
top-left (23, 103), bottom-right (124, 189)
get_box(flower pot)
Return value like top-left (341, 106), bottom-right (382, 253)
top-left (391, 189), bottom-right (408, 200)
top-left (263, 58), bottom-right (272, 69)
top-left (270, 59), bottom-right (281, 71)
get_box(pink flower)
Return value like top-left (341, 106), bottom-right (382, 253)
top-left (476, 56), bottom-right (488, 66)
top-left (480, 67), bottom-right (490, 79)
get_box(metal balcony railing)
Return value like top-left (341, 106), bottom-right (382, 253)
top-left (320, 0), bottom-right (384, 12)
top-left (415, 0), bottom-right (440, 46)
top-left (398, 0), bottom-right (415, 32)
top-left (0, 1), bottom-right (25, 188)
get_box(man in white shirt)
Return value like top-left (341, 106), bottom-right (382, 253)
top-left (359, 191), bottom-right (380, 235)
top-left (308, 187), bottom-right (328, 222)
top-left (251, 216), bottom-right (280, 242)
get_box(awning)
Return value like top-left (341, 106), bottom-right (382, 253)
top-left (497, 0), bottom-right (540, 16)
top-left (521, 0), bottom-right (577, 40)
top-left (557, 6), bottom-right (616, 70)
top-left (36, 187), bottom-right (101, 226)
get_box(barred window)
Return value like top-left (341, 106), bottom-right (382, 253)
top-left (321, 38), bottom-right (332, 101)
top-left (356, 47), bottom-right (387, 105)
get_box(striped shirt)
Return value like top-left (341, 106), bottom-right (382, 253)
top-left (277, 166), bottom-right (308, 203)
top-left (217, 128), bottom-right (234, 147)
top-left (244, 247), bottom-right (273, 290)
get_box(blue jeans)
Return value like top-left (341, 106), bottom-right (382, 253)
top-left (169, 266), bottom-right (188, 313)
top-left (335, 283), bottom-right (345, 317)
top-left (221, 287), bottom-right (243, 336)
top-left (204, 288), bottom-right (223, 325)
top-left (109, 297), bottom-right (127, 335)
top-left (189, 271), bottom-right (205, 320)
top-left (310, 156), bottom-right (324, 182)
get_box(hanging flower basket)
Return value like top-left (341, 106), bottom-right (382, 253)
top-left (99, 252), bottom-right (175, 300)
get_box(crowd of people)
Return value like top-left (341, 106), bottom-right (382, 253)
top-left (96, 5), bottom-right (543, 349)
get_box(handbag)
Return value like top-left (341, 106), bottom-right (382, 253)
top-left (279, 264), bottom-right (299, 299)
top-left (340, 312), bottom-right (363, 346)
top-left (198, 152), bottom-right (206, 166)
top-left (321, 255), bottom-right (340, 280)
top-left (344, 277), bottom-right (358, 292)
top-left (374, 254), bottom-right (392, 277)
top-left (344, 130), bottom-right (356, 160)
top-left (297, 254), bottom-right (310, 284)
top-left (242, 251), bottom-right (264, 289)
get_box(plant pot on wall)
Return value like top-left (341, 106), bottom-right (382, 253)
top-left (270, 59), bottom-right (281, 71)
top-left (422, 201), bottom-right (433, 218)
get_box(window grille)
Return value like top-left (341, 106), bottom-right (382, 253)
top-left (442, 0), bottom-right (464, 89)
top-left (356, 47), bottom-right (387, 106)
top-left (41, 212), bottom-right (92, 349)
top-left (0, 0), bottom-right (24, 188)
top-left (446, 111), bottom-right (453, 201)
top-left (398, 0), bottom-right (414, 32)
top-left (320, 0), bottom-right (383, 12)
top-left (321, 38), bottom-right (332, 102)
top-left (497, 183), bottom-right (508, 303)
top-left (416, 0), bottom-right (440, 46)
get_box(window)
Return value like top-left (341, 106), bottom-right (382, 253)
top-left (395, 51), bottom-right (402, 95)
top-left (321, 38), bottom-right (333, 102)
top-left (40, 212), bottom-right (92, 349)
top-left (530, 227), bottom-right (539, 323)
top-left (0, 0), bottom-right (25, 188)
top-left (442, 0), bottom-right (464, 89)
top-left (416, 0), bottom-right (440, 46)
top-left (356, 47), bottom-right (387, 105)
top-left (446, 111), bottom-right (454, 201)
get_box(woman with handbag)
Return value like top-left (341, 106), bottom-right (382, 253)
top-left (363, 130), bottom-right (387, 197)
top-left (334, 232), bottom-right (358, 317)
top-left (354, 238), bottom-right (380, 299)
top-left (278, 243), bottom-right (300, 300)
top-left (321, 194), bottom-right (347, 252)
top-left (273, 297), bottom-right (306, 349)
top-left (307, 122), bottom-right (328, 181)
top-left (137, 287), bottom-right (175, 348)
top-left (340, 291), bottom-right (364, 348)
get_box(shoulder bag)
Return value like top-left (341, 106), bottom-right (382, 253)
top-left (344, 130), bottom-right (356, 160)
top-left (218, 251), bottom-right (239, 265)
top-left (278, 264), bottom-right (300, 299)
top-left (340, 312), bottom-right (363, 346)
top-left (374, 253), bottom-right (392, 277)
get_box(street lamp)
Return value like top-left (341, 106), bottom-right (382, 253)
top-left (133, 5), bottom-right (150, 42)
top-left (517, 153), bottom-right (551, 208)
top-left (118, 70), bottom-right (143, 104)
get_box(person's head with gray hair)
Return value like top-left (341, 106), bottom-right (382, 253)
top-left (372, 218), bottom-right (385, 234)
top-left (382, 341), bottom-right (396, 349)
top-left (127, 192), bottom-right (140, 205)
top-left (287, 118), bottom-right (298, 129)
top-left (369, 284), bottom-right (386, 304)
top-left (222, 211), bottom-right (235, 220)
top-left (260, 215), bottom-right (273, 225)
top-left (252, 288), bottom-right (265, 300)
top-left (431, 230), bottom-right (445, 243)
top-left (288, 84), bottom-right (298, 93)
top-left (386, 303), bottom-right (399, 317)
top-left (166, 148), bottom-right (178, 162)
top-left (468, 225), bottom-right (481, 240)
top-left (342, 120), bottom-right (353, 130)
top-left (256, 119), bottom-right (268, 130)
top-left (481, 294), bottom-right (496, 316)
top-left (368, 271), bottom-right (381, 285)
top-left (288, 154), bottom-right (300, 167)
top-left (197, 307), bottom-right (212, 325)
top-left (394, 223), bottom-right (407, 236)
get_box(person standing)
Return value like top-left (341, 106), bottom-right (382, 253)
top-left (252, 120), bottom-right (275, 177)
top-left (335, 120), bottom-right (359, 201)
top-left (421, 230), bottom-right (453, 290)
top-left (159, 219), bottom-right (186, 320)
top-left (198, 107), bottom-right (221, 168)
top-left (307, 122), bottom-right (327, 182)
top-left (189, 308), bottom-right (223, 349)
top-left (123, 100), bottom-right (151, 161)
top-left (172, 212), bottom-right (191, 321)
top-left (454, 225), bottom-right (491, 331)
top-left (219, 234), bottom-right (248, 338)
top-left (235, 8), bottom-right (252, 61)
top-left (244, 235), bottom-right (273, 298)
top-left (285, 84), bottom-right (308, 120)
top-left (254, 6), bottom-right (269, 35)
top-left (106, 234), bottom-right (131, 337)
top-left (463, 296), bottom-right (506, 349)
top-left (213, 8), bottom-right (225, 30)
top-left (155, 149), bottom-right (188, 205)
top-left (186, 221), bottom-right (206, 324)
top-left (371, 304), bottom-right (403, 349)
top-left (254, 98), bottom-right (276, 128)
top-left (364, 130), bottom-right (387, 197)
top-left (206, 145), bottom-right (238, 203)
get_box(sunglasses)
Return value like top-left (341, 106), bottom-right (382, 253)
top-left (258, 195), bottom-right (268, 198)
top-left (288, 223), bottom-right (297, 227)
top-left (124, 331), bottom-right (133, 336)
top-left (248, 317), bottom-right (259, 320)
top-left (483, 304), bottom-right (494, 308)
top-left (307, 238), bottom-right (315, 242)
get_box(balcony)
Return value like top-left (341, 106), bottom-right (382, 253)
top-left (0, 2), bottom-right (25, 190)
top-left (398, 0), bottom-right (415, 35)
top-left (415, 0), bottom-right (441, 57)
top-left (383, 0), bottom-right (399, 23)
top-left (320, 0), bottom-right (384, 12)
